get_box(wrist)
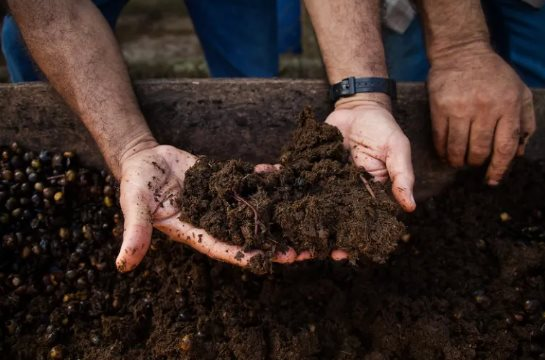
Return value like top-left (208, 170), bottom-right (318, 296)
top-left (335, 92), bottom-right (392, 112)
top-left (428, 38), bottom-right (492, 66)
top-left (115, 132), bottom-right (158, 179)
top-left (328, 63), bottom-right (388, 85)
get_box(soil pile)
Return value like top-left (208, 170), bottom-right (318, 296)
top-left (179, 108), bottom-right (404, 269)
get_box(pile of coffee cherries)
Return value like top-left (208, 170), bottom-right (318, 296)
top-left (0, 142), bottom-right (122, 357)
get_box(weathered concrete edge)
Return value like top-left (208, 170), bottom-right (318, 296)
top-left (0, 79), bottom-right (543, 199)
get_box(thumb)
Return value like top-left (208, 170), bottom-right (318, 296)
top-left (385, 136), bottom-right (416, 212)
top-left (116, 188), bottom-right (153, 272)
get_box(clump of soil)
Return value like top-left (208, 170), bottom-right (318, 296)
top-left (180, 108), bottom-right (404, 268)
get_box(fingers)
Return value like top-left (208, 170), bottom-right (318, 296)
top-left (117, 187), bottom-right (153, 272)
top-left (156, 216), bottom-right (297, 267)
top-left (350, 147), bottom-right (389, 183)
top-left (254, 163), bottom-right (282, 174)
top-left (158, 217), bottom-right (262, 266)
top-left (331, 249), bottom-right (349, 261)
top-left (273, 248), bottom-right (297, 263)
top-left (517, 90), bottom-right (536, 156)
top-left (385, 136), bottom-right (416, 212)
top-left (467, 117), bottom-right (494, 166)
top-left (350, 142), bottom-right (414, 211)
top-left (295, 249), bottom-right (349, 261)
top-left (433, 103), bottom-right (532, 172)
top-left (446, 117), bottom-right (470, 168)
top-left (486, 116), bottom-right (520, 186)
top-left (296, 251), bottom-right (313, 261)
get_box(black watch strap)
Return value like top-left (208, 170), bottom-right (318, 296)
top-left (329, 77), bottom-right (397, 102)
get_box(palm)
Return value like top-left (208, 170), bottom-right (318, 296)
top-left (326, 103), bottom-right (415, 212)
top-left (121, 146), bottom-right (188, 224)
top-left (327, 106), bottom-right (402, 182)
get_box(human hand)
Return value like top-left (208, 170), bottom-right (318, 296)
top-left (327, 94), bottom-right (416, 212)
top-left (428, 47), bottom-right (536, 185)
top-left (115, 144), bottom-right (296, 272)
top-left (295, 94), bottom-right (415, 261)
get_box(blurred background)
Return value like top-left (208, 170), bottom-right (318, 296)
top-left (0, 0), bottom-right (325, 82)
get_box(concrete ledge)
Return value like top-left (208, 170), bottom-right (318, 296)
top-left (1, 79), bottom-right (543, 198)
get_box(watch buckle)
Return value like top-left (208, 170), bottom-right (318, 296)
top-left (340, 77), bottom-right (356, 96)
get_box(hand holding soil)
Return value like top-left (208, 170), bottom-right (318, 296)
top-left (116, 145), bottom-right (296, 272)
top-left (179, 109), bottom-right (406, 273)
top-left (286, 100), bottom-right (417, 261)
top-left (329, 94), bottom-right (416, 212)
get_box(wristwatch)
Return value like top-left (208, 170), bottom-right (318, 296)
top-left (329, 77), bottom-right (397, 102)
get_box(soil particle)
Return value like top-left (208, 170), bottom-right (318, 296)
top-left (179, 109), bottom-right (404, 270)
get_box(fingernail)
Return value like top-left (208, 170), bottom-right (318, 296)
top-left (116, 258), bottom-right (128, 272)
top-left (487, 179), bottom-right (499, 186)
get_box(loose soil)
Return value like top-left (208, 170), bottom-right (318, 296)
top-left (179, 108), bottom-right (405, 272)
top-left (2, 153), bottom-right (545, 359)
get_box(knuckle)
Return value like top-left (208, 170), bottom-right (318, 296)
top-left (468, 147), bottom-right (490, 166)
top-left (435, 95), bottom-right (460, 110)
top-left (448, 147), bottom-right (465, 159)
top-left (474, 92), bottom-right (493, 107)
top-left (471, 145), bottom-right (490, 159)
top-left (447, 148), bottom-right (466, 167)
top-left (495, 141), bottom-right (516, 157)
top-left (523, 87), bottom-right (533, 101)
top-left (503, 91), bottom-right (522, 107)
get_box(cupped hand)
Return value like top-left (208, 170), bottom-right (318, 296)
top-left (327, 94), bottom-right (416, 212)
top-left (428, 48), bottom-right (536, 185)
top-left (297, 94), bottom-right (416, 261)
top-left (116, 144), bottom-right (297, 272)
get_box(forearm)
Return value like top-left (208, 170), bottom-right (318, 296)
top-left (415, 0), bottom-right (492, 63)
top-left (304, 0), bottom-right (387, 83)
top-left (8, 0), bottom-right (157, 179)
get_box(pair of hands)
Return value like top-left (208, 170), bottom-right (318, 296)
top-left (115, 47), bottom-right (535, 272)
top-left (115, 98), bottom-right (414, 272)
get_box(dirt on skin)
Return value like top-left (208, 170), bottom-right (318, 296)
top-left (179, 108), bottom-right (405, 271)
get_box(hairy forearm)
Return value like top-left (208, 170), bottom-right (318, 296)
top-left (415, 0), bottom-right (492, 63)
top-left (304, 0), bottom-right (387, 83)
top-left (8, 0), bottom-right (157, 179)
